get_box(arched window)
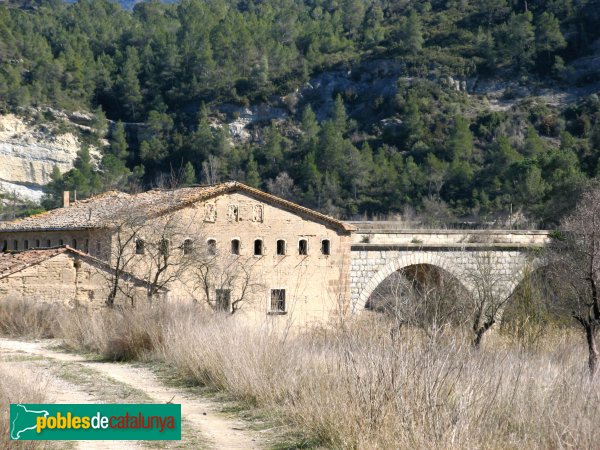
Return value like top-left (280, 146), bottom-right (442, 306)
top-left (276, 240), bottom-right (286, 255)
top-left (254, 239), bottom-right (263, 256)
top-left (183, 239), bottom-right (194, 255)
top-left (231, 239), bottom-right (240, 255)
top-left (321, 239), bottom-right (331, 255)
top-left (135, 239), bottom-right (146, 255)
top-left (207, 239), bottom-right (217, 256)
top-left (24, 240), bottom-right (29, 250)
top-left (299, 239), bottom-right (308, 255)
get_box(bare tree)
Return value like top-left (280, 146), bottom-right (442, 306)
top-left (546, 187), bottom-right (600, 377)
top-left (367, 265), bottom-right (469, 338)
top-left (140, 214), bottom-right (199, 301)
top-left (194, 253), bottom-right (263, 314)
top-left (100, 207), bottom-right (202, 306)
top-left (104, 213), bottom-right (147, 307)
top-left (202, 155), bottom-right (220, 185)
top-left (464, 252), bottom-right (518, 349)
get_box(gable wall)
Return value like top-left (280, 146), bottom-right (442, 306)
top-left (0, 252), bottom-right (146, 308)
top-left (125, 191), bottom-right (352, 326)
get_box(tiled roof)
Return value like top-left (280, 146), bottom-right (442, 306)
top-left (0, 246), bottom-right (161, 290)
top-left (0, 247), bottom-right (69, 278)
top-left (0, 182), bottom-right (355, 233)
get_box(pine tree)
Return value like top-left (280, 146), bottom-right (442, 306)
top-left (524, 127), bottom-right (545, 157)
top-left (332, 95), bottom-right (348, 134)
top-left (300, 105), bottom-right (320, 156)
top-left (448, 116), bottom-right (474, 162)
top-left (401, 93), bottom-right (425, 149)
top-left (401, 10), bottom-right (424, 54)
top-left (536, 12), bottom-right (567, 72)
top-left (504, 12), bottom-right (536, 72)
top-left (110, 121), bottom-right (129, 160)
top-left (182, 161), bottom-right (196, 186)
top-left (245, 154), bottom-right (261, 188)
top-left (342, 0), bottom-right (365, 38)
top-left (117, 46), bottom-right (143, 120)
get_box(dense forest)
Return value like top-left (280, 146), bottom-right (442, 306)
top-left (1, 0), bottom-right (600, 225)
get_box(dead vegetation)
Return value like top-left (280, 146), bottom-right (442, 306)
top-left (0, 298), bottom-right (598, 449)
top-left (0, 365), bottom-right (49, 450)
top-left (0, 297), bottom-right (59, 339)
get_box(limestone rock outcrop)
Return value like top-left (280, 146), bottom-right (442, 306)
top-left (0, 114), bottom-right (82, 201)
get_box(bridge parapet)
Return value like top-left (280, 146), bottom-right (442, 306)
top-left (346, 224), bottom-right (550, 247)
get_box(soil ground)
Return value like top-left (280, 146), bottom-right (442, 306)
top-left (0, 337), bottom-right (268, 450)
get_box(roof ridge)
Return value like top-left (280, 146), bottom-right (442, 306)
top-left (0, 182), bottom-right (354, 233)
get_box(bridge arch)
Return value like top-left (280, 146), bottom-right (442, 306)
top-left (354, 252), bottom-right (468, 312)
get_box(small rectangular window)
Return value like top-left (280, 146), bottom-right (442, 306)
top-left (216, 289), bottom-right (231, 311)
top-left (72, 239), bottom-right (77, 249)
top-left (24, 240), bottom-right (29, 250)
top-left (270, 289), bottom-right (286, 313)
top-left (159, 239), bottom-right (170, 256)
top-left (35, 239), bottom-right (40, 248)
top-left (1, 240), bottom-right (7, 252)
top-left (299, 239), bottom-right (308, 255)
top-left (321, 239), bottom-right (331, 255)
top-left (207, 239), bottom-right (217, 256)
top-left (276, 240), bottom-right (286, 255)
top-left (84, 239), bottom-right (89, 254)
top-left (13, 240), bottom-right (18, 251)
top-left (136, 239), bottom-right (145, 255)
top-left (254, 239), bottom-right (263, 256)
top-left (47, 240), bottom-right (51, 248)
top-left (96, 241), bottom-right (101, 255)
top-left (59, 239), bottom-right (64, 246)
top-left (231, 239), bottom-right (240, 255)
top-left (183, 239), bottom-right (194, 255)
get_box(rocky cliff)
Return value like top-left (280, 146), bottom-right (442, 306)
top-left (0, 114), bottom-right (84, 202)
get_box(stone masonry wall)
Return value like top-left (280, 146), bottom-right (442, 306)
top-left (0, 252), bottom-right (146, 308)
top-left (350, 248), bottom-right (532, 312)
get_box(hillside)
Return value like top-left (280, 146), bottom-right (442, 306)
top-left (1, 0), bottom-right (600, 226)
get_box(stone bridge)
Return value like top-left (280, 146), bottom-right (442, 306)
top-left (347, 223), bottom-right (550, 313)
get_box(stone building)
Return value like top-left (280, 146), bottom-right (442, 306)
top-left (0, 182), bottom-right (355, 325)
top-left (0, 247), bottom-right (155, 307)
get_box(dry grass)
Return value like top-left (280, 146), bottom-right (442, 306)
top-left (159, 314), bottom-right (599, 449)
top-left (1, 299), bottom-right (599, 448)
top-left (0, 297), bottom-right (59, 339)
top-left (0, 365), bottom-right (50, 449)
top-left (58, 305), bottom-right (167, 361)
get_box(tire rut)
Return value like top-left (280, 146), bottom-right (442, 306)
top-left (0, 338), bottom-right (265, 450)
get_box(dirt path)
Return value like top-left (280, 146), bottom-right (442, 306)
top-left (0, 337), bottom-right (265, 450)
